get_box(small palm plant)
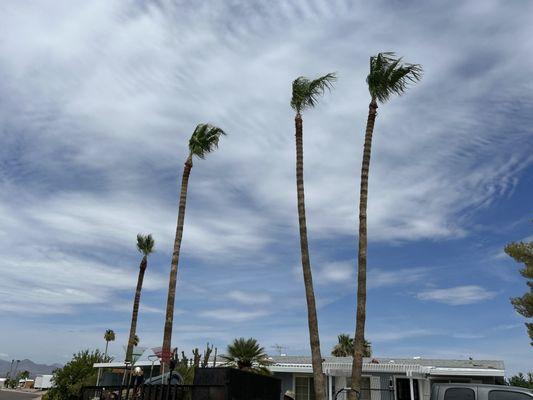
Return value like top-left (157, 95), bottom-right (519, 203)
top-left (221, 338), bottom-right (272, 374)
top-left (350, 53), bottom-right (422, 397)
top-left (162, 124), bottom-right (226, 360)
top-left (291, 72), bottom-right (336, 400)
top-left (331, 334), bottom-right (371, 357)
top-left (125, 234), bottom-right (154, 362)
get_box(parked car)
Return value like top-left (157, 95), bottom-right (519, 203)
top-left (431, 384), bottom-right (533, 400)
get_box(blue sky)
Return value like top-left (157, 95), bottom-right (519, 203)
top-left (0, 0), bottom-right (532, 375)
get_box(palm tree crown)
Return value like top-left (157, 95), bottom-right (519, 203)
top-left (221, 337), bottom-right (272, 374)
top-left (188, 123), bottom-right (226, 159)
top-left (137, 234), bottom-right (155, 256)
top-left (291, 73), bottom-right (337, 113)
top-left (367, 52), bottom-right (422, 103)
top-left (104, 329), bottom-right (115, 342)
top-left (332, 334), bottom-right (371, 357)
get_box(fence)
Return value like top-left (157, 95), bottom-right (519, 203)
top-left (81, 384), bottom-right (226, 400)
top-left (334, 388), bottom-right (396, 400)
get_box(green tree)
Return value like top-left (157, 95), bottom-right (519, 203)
top-left (291, 72), bottom-right (336, 400)
top-left (47, 350), bottom-right (111, 400)
top-left (504, 240), bottom-right (533, 345)
top-left (507, 372), bottom-right (533, 389)
top-left (162, 124), bottom-right (226, 361)
top-left (331, 334), bottom-right (371, 357)
top-left (18, 370), bottom-right (30, 380)
top-left (350, 53), bottom-right (422, 399)
top-left (125, 234), bottom-right (155, 362)
top-left (221, 338), bottom-right (272, 374)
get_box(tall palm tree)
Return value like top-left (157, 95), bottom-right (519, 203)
top-left (162, 123), bottom-right (226, 361)
top-left (291, 72), bottom-right (336, 400)
top-left (331, 334), bottom-right (371, 357)
top-left (125, 234), bottom-right (154, 363)
top-left (350, 53), bottom-right (422, 398)
top-left (221, 338), bottom-right (272, 374)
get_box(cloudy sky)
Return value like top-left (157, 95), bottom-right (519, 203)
top-left (0, 0), bottom-right (532, 375)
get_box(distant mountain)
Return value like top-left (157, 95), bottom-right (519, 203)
top-left (0, 358), bottom-right (62, 378)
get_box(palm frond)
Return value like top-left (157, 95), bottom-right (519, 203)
top-left (136, 233), bottom-right (155, 256)
top-left (367, 52), bottom-right (422, 103)
top-left (221, 337), bottom-right (272, 374)
top-left (188, 123), bottom-right (226, 159)
top-left (291, 72), bottom-right (336, 113)
top-left (104, 329), bottom-right (115, 342)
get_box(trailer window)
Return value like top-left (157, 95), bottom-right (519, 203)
top-left (489, 391), bottom-right (532, 400)
top-left (444, 388), bottom-right (475, 400)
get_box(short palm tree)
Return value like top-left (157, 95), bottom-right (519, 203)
top-left (104, 329), bottom-right (116, 357)
top-left (350, 53), bottom-right (422, 398)
top-left (162, 123), bottom-right (226, 361)
top-left (291, 72), bottom-right (336, 400)
top-left (97, 329), bottom-right (115, 385)
top-left (125, 234), bottom-right (154, 363)
top-left (221, 338), bottom-right (272, 374)
top-left (331, 334), bottom-right (371, 357)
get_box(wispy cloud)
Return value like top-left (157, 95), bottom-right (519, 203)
top-left (417, 285), bottom-right (498, 305)
top-left (199, 309), bottom-right (270, 323)
top-left (369, 329), bottom-right (436, 342)
top-left (0, 0), bottom-right (532, 373)
top-left (227, 290), bottom-right (271, 305)
top-left (368, 267), bottom-right (428, 289)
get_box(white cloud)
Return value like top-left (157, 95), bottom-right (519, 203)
top-left (227, 290), bottom-right (271, 305)
top-left (199, 308), bottom-right (270, 323)
top-left (368, 267), bottom-right (428, 289)
top-left (0, 0), bottom-right (532, 373)
top-left (417, 285), bottom-right (498, 305)
top-left (318, 261), bottom-right (353, 283)
top-left (369, 329), bottom-right (436, 342)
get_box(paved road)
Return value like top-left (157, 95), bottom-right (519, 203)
top-left (0, 390), bottom-right (41, 400)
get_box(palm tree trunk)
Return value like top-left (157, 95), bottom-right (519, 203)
top-left (295, 113), bottom-right (326, 400)
top-left (349, 100), bottom-right (378, 400)
top-left (125, 256), bottom-right (147, 362)
top-left (162, 155), bottom-right (193, 363)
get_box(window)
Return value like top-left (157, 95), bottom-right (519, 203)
top-left (295, 377), bottom-right (315, 400)
top-left (489, 391), bottom-right (532, 400)
top-left (444, 388), bottom-right (475, 400)
top-left (396, 378), bottom-right (411, 400)
top-left (413, 380), bottom-right (420, 400)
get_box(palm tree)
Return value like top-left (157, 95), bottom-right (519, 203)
top-left (104, 329), bottom-right (116, 358)
top-left (162, 123), bottom-right (226, 361)
top-left (350, 53), bottom-right (422, 398)
top-left (331, 334), bottom-right (371, 357)
top-left (125, 234), bottom-right (154, 363)
top-left (291, 72), bottom-right (336, 400)
top-left (97, 329), bottom-right (115, 385)
top-left (221, 338), bottom-right (272, 374)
